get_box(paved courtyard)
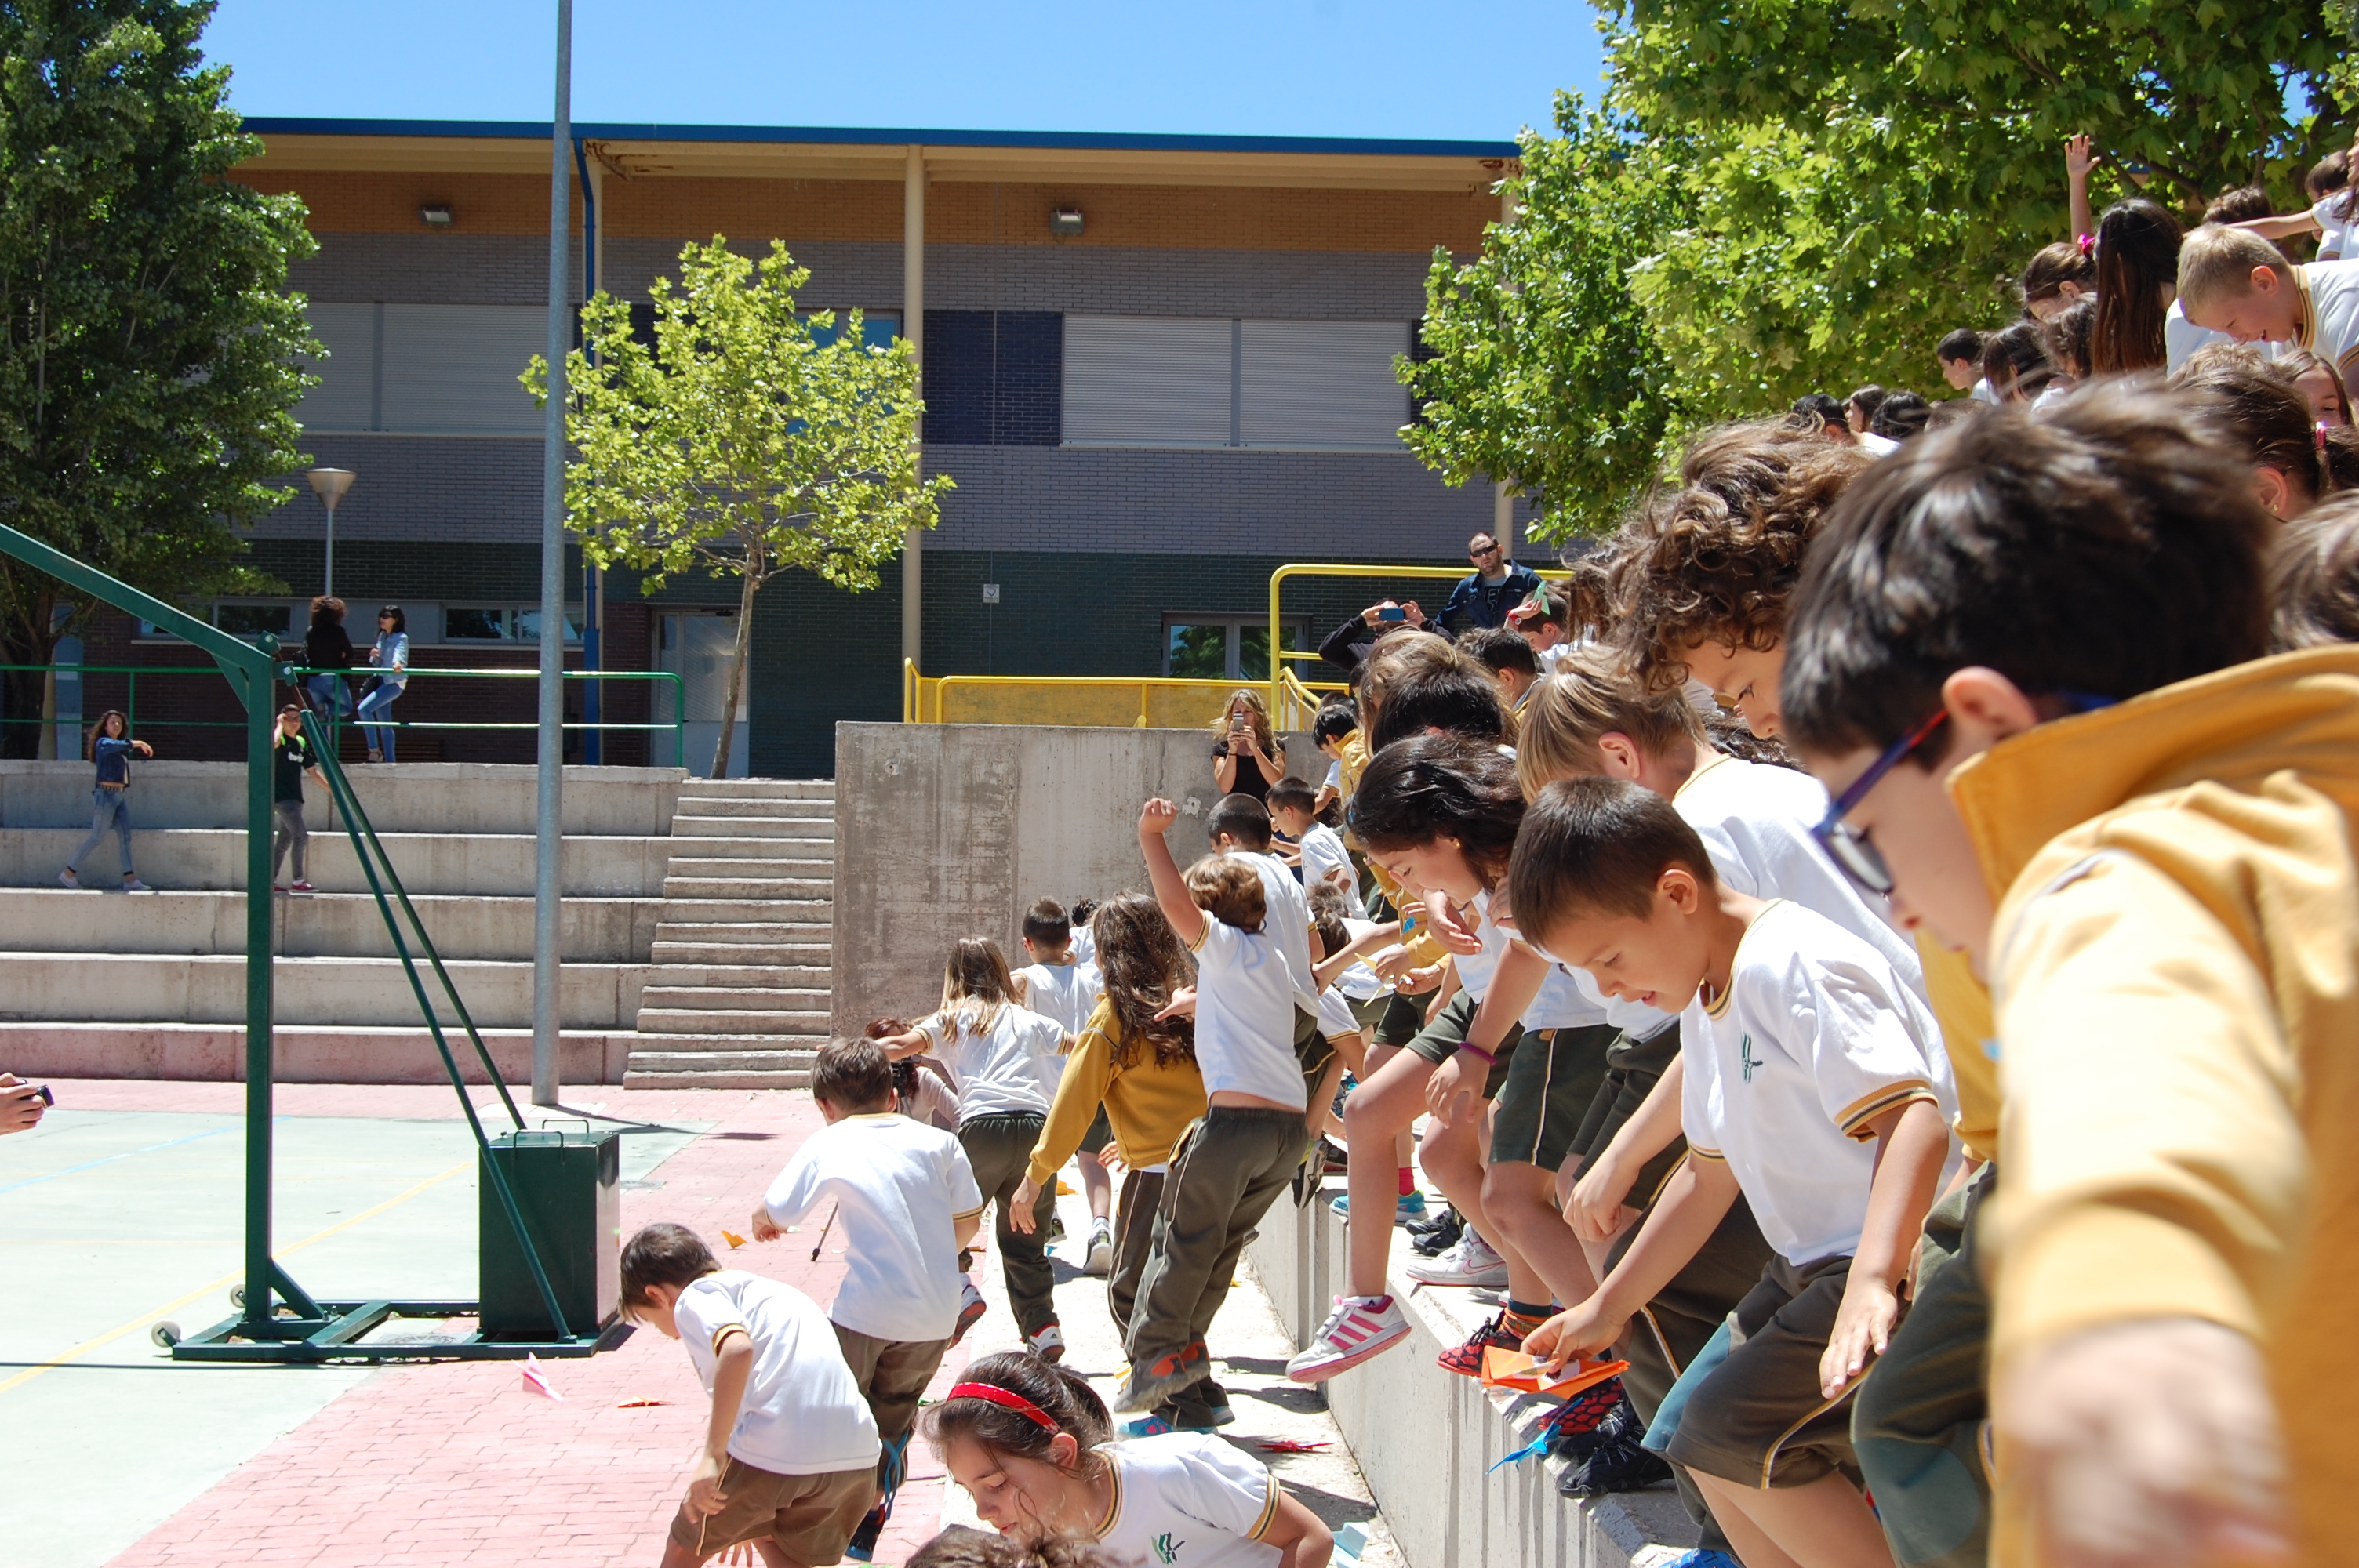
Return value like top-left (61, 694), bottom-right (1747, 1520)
top-left (0, 1079), bottom-right (1396, 1568)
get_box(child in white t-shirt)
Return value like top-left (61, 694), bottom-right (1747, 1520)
top-left (752, 1037), bottom-right (985, 1557)
top-left (879, 938), bottom-right (1072, 1363)
top-left (1012, 895), bottom-right (1113, 1268)
top-left (920, 1350), bottom-right (1332, 1568)
top-left (620, 1223), bottom-right (882, 1568)
top-left (2179, 225), bottom-right (2359, 383)
top-left (1122, 798), bottom-right (1311, 1416)
top-left (1514, 779), bottom-right (1953, 1568)
top-left (1267, 776), bottom-right (1354, 895)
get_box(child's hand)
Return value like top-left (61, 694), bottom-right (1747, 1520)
top-left (1423, 1051), bottom-right (1480, 1125)
top-left (1140, 799), bottom-right (1180, 837)
top-left (1996, 1318), bottom-right (2289, 1568)
top-left (684, 1453), bottom-right (730, 1519)
top-left (1395, 962), bottom-right (1446, 996)
top-left (1567, 1151), bottom-right (1643, 1244)
top-left (1009, 1177), bottom-right (1043, 1233)
top-left (750, 1208), bottom-right (782, 1243)
top-left (1097, 1148), bottom-right (1130, 1178)
top-left (1423, 898), bottom-right (1485, 956)
top-left (1523, 1298), bottom-right (1626, 1374)
top-left (1819, 1272), bottom-right (1901, 1398)
top-left (2065, 132), bottom-right (2095, 182)
top-left (1153, 985), bottom-right (1198, 1022)
top-left (718, 1546), bottom-right (758, 1566)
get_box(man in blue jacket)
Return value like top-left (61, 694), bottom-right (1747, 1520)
top-left (1439, 532), bottom-right (1543, 632)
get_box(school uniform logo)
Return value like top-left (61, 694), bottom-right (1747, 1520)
top-left (1153, 1533), bottom-right (1185, 1563)
top-left (1739, 1033), bottom-right (1761, 1083)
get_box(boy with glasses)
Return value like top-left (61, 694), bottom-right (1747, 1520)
top-left (1780, 386), bottom-right (2328, 1567)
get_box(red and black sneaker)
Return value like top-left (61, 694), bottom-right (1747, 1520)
top-left (1540, 1377), bottom-right (1629, 1461)
top-left (1435, 1311), bottom-right (1525, 1377)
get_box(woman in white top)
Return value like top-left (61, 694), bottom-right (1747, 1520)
top-left (922, 1352), bottom-right (1332, 1568)
top-left (355, 604), bottom-right (410, 763)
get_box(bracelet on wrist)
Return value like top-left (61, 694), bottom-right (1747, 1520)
top-left (1457, 1042), bottom-right (1496, 1065)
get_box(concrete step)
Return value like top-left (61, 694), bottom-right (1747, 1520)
top-left (0, 1020), bottom-right (639, 1084)
top-left (673, 813), bottom-right (835, 840)
top-left (662, 835), bottom-right (833, 862)
top-left (642, 962), bottom-right (830, 987)
top-left (0, 887), bottom-right (659, 961)
top-left (654, 898), bottom-right (831, 924)
top-left (650, 943), bottom-right (827, 969)
top-left (674, 797), bottom-right (833, 821)
top-left (623, 1049), bottom-right (818, 1090)
top-left (663, 856), bottom-right (835, 881)
top-left (678, 778), bottom-right (833, 800)
top-left (636, 1007), bottom-right (829, 1035)
top-left (660, 875), bottom-right (832, 901)
top-left (0, 950), bottom-right (652, 1030)
top-left (639, 985), bottom-right (828, 1012)
top-left (2, 827), bottom-right (671, 898)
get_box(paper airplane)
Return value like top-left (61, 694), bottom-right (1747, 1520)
top-left (522, 1352), bottom-right (564, 1401)
top-left (1478, 1347), bottom-right (1629, 1399)
top-left (721, 1230), bottom-right (748, 1249)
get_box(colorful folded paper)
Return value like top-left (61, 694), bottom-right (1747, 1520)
top-left (1478, 1346), bottom-right (1630, 1399)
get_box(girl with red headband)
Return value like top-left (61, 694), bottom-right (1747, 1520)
top-left (918, 1352), bottom-right (1334, 1568)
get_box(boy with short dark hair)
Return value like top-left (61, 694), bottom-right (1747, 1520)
top-left (1512, 778), bottom-right (1954, 1568)
top-left (752, 1038), bottom-right (984, 1558)
top-left (1936, 328), bottom-right (1990, 402)
top-left (1310, 702), bottom-right (1363, 818)
top-left (1267, 775), bottom-right (1353, 894)
top-left (1506, 586), bottom-right (1573, 670)
top-left (1011, 895), bottom-right (1113, 1272)
top-left (620, 1221), bottom-right (882, 1568)
top-left (1459, 625), bottom-right (1543, 710)
top-left (1781, 387), bottom-right (2326, 1566)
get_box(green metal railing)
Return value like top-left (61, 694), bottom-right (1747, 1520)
top-left (1, 662), bottom-right (689, 767)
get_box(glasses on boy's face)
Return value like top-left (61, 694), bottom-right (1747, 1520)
top-left (1812, 708), bottom-right (1949, 895)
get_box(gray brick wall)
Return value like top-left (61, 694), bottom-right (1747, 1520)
top-left (289, 234), bottom-right (583, 306)
top-left (604, 238), bottom-right (1438, 320)
top-left (246, 434), bottom-right (542, 542)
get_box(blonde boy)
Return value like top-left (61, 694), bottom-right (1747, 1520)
top-left (2179, 221), bottom-right (2359, 382)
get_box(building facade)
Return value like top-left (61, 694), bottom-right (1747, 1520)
top-left (123, 119), bottom-right (1530, 776)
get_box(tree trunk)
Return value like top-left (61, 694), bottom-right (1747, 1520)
top-left (709, 565), bottom-right (760, 779)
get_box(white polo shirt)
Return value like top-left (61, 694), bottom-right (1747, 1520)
top-left (1681, 900), bottom-right (1956, 1266)
top-left (1016, 959), bottom-right (1103, 1038)
top-left (671, 1272), bottom-right (881, 1477)
top-left (1243, 850), bottom-right (1323, 1018)
top-left (916, 1003), bottom-right (1064, 1120)
top-left (1096, 1431), bottom-right (1286, 1568)
top-left (761, 1112), bottom-right (983, 1341)
top-left (1187, 916), bottom-right (1309, 1109)
top-left (1297, 822), bottom-right (1354, 891)
top-left (2294, 260), bottom-right (2359, 381)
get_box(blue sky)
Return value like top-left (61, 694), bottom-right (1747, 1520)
top-left (203, 1), bottom-right (1607, 143)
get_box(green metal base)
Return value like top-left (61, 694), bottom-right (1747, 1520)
top-left (168, 1301), bottom-right (631, 1363)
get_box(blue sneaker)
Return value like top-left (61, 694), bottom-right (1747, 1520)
top-left (1661, 1553), bottom-right (1743, 1568)
top-left (1329, 1191), bottom-right (1430, 1225)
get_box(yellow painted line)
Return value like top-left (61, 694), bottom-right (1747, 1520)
top-left (0, 1159), bottom-right (471, 1397)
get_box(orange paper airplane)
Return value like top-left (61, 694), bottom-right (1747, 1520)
top-left (1478, 1346), bottom-right (1630, 1399)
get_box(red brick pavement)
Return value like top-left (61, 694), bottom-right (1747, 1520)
top-left (64, 1080), bottom-right (973, 1568)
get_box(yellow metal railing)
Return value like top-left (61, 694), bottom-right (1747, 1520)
top-left (1265, 561), bottom-right (1572, 717)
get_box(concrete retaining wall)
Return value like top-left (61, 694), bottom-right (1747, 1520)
top-left (0, 1022), bottom-right (633, 1083)
top-left (3, 827), bottom-right (674, 896)
top-left (830, 722), bottom-right (1307, 1036)
top-left (0, 951), bottom-right (650, 1029)
top-left (1246, 1198), bottom-right (1693, 1568)
top-left (0, 889), bottom-right (661, 961)
top-left (0, 760), bottom-right (685, 834)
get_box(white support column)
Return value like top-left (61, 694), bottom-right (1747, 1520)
top-left (1494, 180), bottom-right (1519, 555)
top-left (902, 146), bottom-right (926, 670)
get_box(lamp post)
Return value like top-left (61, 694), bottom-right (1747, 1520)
top-left (307, 468), bottom-right (356, 599)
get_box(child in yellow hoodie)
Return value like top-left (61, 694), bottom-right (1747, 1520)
top-left (1780, 382), bottom-right (2344, 1565)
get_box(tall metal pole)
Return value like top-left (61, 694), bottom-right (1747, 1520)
top-left (322, 497), bottom-right (336, 600)
top-left (900, 146), bottom-right (925, 670)
top-left (533, 0), bottom-right (572, 1107)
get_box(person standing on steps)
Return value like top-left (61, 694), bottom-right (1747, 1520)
top-left (355, 604), bottom-right (408, 763)
top-left (60, 710), bottom-right (151, 892)
top-left (271, 704), bottom-right (328, 895)
top-left (301, 596), bottom-right (355, 729)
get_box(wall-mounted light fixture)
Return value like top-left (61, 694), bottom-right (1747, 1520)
top-left (419, 204), bottom-right (454, 227)
top-left (1049, 207), bottom-right (1084, 238)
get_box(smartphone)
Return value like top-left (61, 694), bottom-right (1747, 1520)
top-left (1376, 605), bottom-right (1407, 622)
top-left (25, 1083), bottom-right (53, 1106)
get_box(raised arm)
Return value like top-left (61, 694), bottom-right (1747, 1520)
top-left (1310, 920), bottom-right (1400, 990)
top-left (2066, 132), bottom-right (2096, 244)
top-left (1139, 798), bottom-right (1206, 947)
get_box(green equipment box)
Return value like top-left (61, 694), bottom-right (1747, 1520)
top-left (480, 1127), bottom-right (622, 1338)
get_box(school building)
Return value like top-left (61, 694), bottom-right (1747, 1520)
top-left (98, 118), bottom-right (1530, 777)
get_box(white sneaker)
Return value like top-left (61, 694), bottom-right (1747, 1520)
top-left (1286, 1294), bottom-right (1410, 1383)
top-left (1027, 1321), bottom-right (1066, 1363)
top-left (1405, 1228), bottom-right (1510, 1288)
top-left (1085, 1220), bottom-right (1114, 1277)
top-left (949, 1277), bottom-right (986, 1346)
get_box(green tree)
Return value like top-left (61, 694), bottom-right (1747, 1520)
top-left (528, 238), bottom-right (950, 778)
top-left (1401, 96), bottom-right (1689, 540)
top-left (0, 0), bottom-right (315, 754)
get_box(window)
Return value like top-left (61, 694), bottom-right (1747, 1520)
top-left (136, 600), bottom-right (297, 644)
top-left (294, 303), bottom-right (547, 434)
top-left (1161, 616), bottom-right (1309, 681)
top-left (1063, 316), bottom-right (1410, 449)
top-left (440, 604), bottom-right (583, 644)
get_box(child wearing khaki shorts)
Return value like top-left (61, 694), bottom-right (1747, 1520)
top-left (622, 1223), bottom-right (883, 1567)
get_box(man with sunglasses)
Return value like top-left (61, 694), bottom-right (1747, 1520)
top-left (1438, 532), bottom-right (1542, 633)
top-left (1781, 386), bottom-right (2346, 1568)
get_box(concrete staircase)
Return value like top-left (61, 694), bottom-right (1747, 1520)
top-left (625, 779), bottom-right (834, 1090)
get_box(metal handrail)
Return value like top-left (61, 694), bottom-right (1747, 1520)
top-left (1264, 560), bottom-right (1573, 714)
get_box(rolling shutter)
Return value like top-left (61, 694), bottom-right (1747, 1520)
top-left (1062, 315), bottom-right (1233, 445)
top-left (1240, 319), bottom-right (1408, 448)
top-left (380, 304), bottom-right (547, 434)
top-left (293, 303), bottom-right (378, 432)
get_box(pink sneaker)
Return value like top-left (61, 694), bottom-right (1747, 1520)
top-left (1285, 1294), bottom-right (1409, 1383)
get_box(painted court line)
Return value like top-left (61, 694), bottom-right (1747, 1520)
top-left (0, 1125), bottom-right (231, 1197)
top-left (0, 1158), bottom-right (471, 1398)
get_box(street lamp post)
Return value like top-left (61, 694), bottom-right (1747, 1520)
top-left (307, 468), bottom-right (356, 599)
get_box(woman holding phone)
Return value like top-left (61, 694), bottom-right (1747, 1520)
top-left (1208, 688), bottom-right (1285, 804)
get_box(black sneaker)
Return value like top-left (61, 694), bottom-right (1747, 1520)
top-left (1410, 1208), bottom-right (1466, 1257)
top-left (1405, 1202), bottom-right (1459, 1240)
top-left (1560, 1430), bottom-right (1672, 1497)
top-left (843, 1504), bottom-right (885, 1561)
top-left (1542, 1381), bottom-right (1633, 1464)
top-left (1292, 1137), bottom-right (1329, 1207)
top-left (1316, 1137), bottom-right (1349, 1174)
